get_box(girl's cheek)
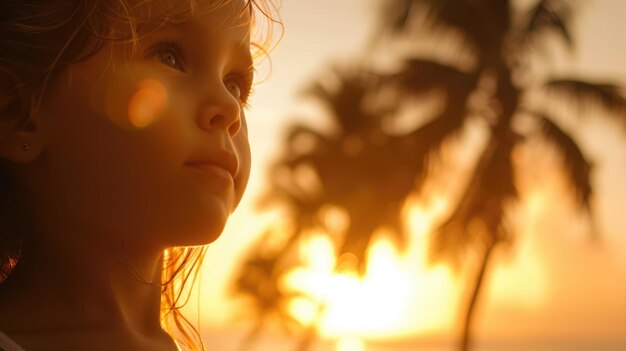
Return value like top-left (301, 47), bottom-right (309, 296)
top-left (80, 51), bottom-right (170, 131)
top-left (126, 79), bottom-right (168, 128)
top-left (234, 118), bottom-right (250, 164)
top-left (234, 129), bottom-right (252, 203)
top-left (97, 74), bottom-right (169, 130)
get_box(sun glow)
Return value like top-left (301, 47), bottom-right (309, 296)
top-left (281, 198), bottom-right (460, 342)
top-left (269, 185), bottom-right (555, 347)
top-left (336, 337), bottom-right (365, 351)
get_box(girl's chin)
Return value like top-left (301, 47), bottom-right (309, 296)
top-left (166, 215), bottom-right (229, 247)
top-left (160, 193), bottom-right (234, 245)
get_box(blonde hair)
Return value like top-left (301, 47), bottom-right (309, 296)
top-left (0, 0), bottom-right (282, 350)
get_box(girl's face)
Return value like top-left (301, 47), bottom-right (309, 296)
top-left (26, 1), bottom-right (253, 250)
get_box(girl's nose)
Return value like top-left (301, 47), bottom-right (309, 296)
top-left (197, 89), bottom-right (241, 136)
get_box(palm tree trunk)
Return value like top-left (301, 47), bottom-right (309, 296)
top-left (460, 242), bottom-right (496, 351)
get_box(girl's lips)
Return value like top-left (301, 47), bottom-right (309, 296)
top-left (184, 151), bottom-right (238, 179)
top-left (185, 162), bottom-right (234, 181)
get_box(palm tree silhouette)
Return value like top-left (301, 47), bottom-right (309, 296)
top-left (381, 0), bottom-right (624, 349)
top-left (233, 69), bottom-right (424, 350)
top-left (232, 1), bottom-right (626, 350)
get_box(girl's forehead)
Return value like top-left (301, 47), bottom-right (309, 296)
top-left (127, 0), bottom-right (251, 40)
top-left (135, 0), bottom-right (251, 23)
top-left (193, 0), bottom-right (251, 31)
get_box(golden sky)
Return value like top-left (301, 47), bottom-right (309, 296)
top-left (188, 0), bottom-right (626, 347)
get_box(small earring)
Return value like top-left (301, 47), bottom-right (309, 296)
top-left (22, 143), bottom-right (31, 151)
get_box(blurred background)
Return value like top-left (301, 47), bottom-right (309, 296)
top-left (184, 0), bottom-right (626, 350)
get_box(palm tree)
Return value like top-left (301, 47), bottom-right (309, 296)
top-left (380, 0), bottom-right (625, 350)
top-left (232, 68), bottom-right (425, 350)
top-left (232, 1), bottom-right (626, 350)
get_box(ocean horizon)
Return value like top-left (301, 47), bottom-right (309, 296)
top-left (200, 329), bottom-right (626, 351)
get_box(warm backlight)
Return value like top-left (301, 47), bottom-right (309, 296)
top-left (336, 337), bottom-right (365, 351)
top-left (281, 199), bottom-right (460, 342)
top-left (273, 187), bottom-right (555, 349)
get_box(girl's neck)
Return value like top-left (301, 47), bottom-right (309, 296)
top-left (0, 239), bottom-right (171, 347)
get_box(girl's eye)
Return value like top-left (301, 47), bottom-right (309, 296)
top-left (225, 70), bottom-right (253, 107)
top-left (150, 42), bottom-right (185, 71)
top-left (225, 80), bottom-right (243, 101)
top-left (158, 50), bottom-right (179, 69)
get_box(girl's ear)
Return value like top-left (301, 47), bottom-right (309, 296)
top-left (0, 68), bottom-right (45, 164)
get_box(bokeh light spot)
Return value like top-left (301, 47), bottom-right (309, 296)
top-left (128, 79), bottom-right (168, 128)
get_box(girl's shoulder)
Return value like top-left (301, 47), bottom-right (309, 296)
top-left (0, 332), bottom-right (26, 351)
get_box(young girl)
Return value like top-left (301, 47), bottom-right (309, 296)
top-left (0, 0), bottom-right (279, 350)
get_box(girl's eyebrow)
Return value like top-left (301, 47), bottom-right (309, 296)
top-left (168, 20), bottom-right (253, 68)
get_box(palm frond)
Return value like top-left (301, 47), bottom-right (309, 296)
top-left (387, 60), bottom-right (477, 193)
top-left (517, 0), bottom-right (573, 52)
top-left (482, 0), bottom-right (512, 35)
top-left (379, 0), bottom-right (415, 34)
top-left (544, 79), bottom-right (626, 119)
top-left (231, 227), bottom-right (310, 332)
top-left (422, 0), bottom-right (496, 55)
top-left (429, 133), bottom-right (518, 267)
top-left (384, 206), bottom-right (409, 253)
top-left (303, 69), bottom-right (379, 135)
top-left (536, 114), bottom-right (593, 212)
top-left (233, 254), bottom-right (284, 315)
top-left (387, 58), bottom-right (478, 96)
top-left (337, 226), bottom-right (375, 274)
top-left (422, 0), bottom-right (478, 28)
top-left (380, 0), bottom-right (510, 59)
top-left (406, 110), bottom-right (466, 188)
top-left (285, 124), bottom-right (334, 157)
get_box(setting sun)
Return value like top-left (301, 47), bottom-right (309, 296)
top-left (279, 196), bottom-right (461, 341)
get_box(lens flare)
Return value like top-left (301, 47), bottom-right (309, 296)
top-left (127, 79), bottom-right (168, 128)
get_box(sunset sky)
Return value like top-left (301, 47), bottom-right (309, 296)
top-left (188, 0), bottom-right (626, 349)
